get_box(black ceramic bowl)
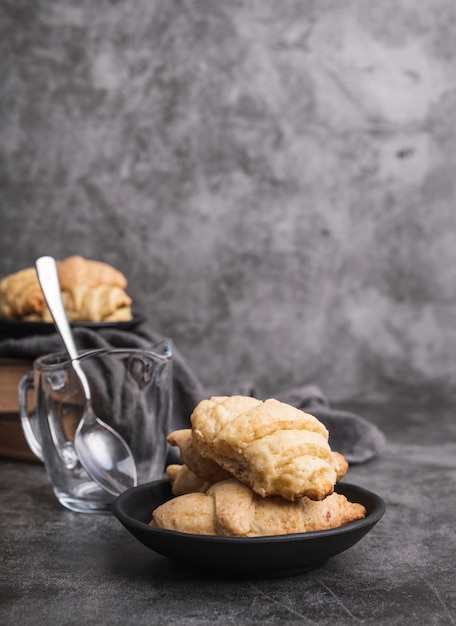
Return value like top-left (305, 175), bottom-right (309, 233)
top-left (112, 480), bottom-right (385, 578)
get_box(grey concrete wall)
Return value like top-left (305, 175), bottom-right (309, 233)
top-left (1, 0), bottom-right (456, 404)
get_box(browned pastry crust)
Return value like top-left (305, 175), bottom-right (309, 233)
top-left (57, 255), bottom-right (127, 290)
top-left (33, 284), bottom-right (132, 323)
top-left (0, 267), bottom-right (46, 319)
top-left (166, 464), bottom-right (212, 496)
top-left (167, 429), bottom-right (232, 484)
top-left (150, 478), bottom-right (366, 536)
top-left (191, 396), bottom-right (343, 501)
top-left (333, 451), bottom-right (349, 481)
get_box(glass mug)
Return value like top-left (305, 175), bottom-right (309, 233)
top-left (18, 342), bottom-right (172, 513)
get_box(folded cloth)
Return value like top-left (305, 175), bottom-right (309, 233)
top-left (0, 323), bottom-right (385, 464)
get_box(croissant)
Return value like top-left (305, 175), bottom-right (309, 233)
top-left (57, 255), bottom-right (127, 290)
top-left (0, 267), bottom-right (46, 319)
top-left (33, 284), bottom-right (132, 323)
top-left (167, 429), bottom-right (232, 484)
top-left (168, 428), bottom-right (348, 487)
top-left (166, 464), bottom-right (213, 496)
top-left (151, 478), bottom-right (366, 536)
top-left (0, 256), bottom-right (130, 321)
top-left (191, 396), bottom-right (343, 501)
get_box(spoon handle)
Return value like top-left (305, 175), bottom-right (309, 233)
top-left (35, 256), bottom-right (92, 401)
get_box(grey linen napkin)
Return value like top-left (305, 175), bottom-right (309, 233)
top-left (0, 323), bottom-right (386, 464)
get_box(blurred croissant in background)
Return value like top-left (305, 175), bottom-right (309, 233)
top-left (0, 255), bottom-right (133, 323)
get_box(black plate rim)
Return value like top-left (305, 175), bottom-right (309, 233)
top-left (0, 312), bottom-right (146, 335)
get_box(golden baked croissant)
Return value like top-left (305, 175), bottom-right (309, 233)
top-left (0, 256), bottom-right (132, 322)
top-left (151, 478), bottom-right (366, 536)
top-left (168, 428), bottom-right (348, 487)
top-left (33, 284), bottom-right (132, 323)
top-left (0, 267), bottom-right (46, 319)
top-left (191, 396), bottom-right (342, 501)
top-left (57, 255), bottom-right (127, 290)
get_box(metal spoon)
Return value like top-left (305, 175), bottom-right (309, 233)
top-left (35, 256), bottom-right (137, 496)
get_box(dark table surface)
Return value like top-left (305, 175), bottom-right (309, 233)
top-left (1, 402), bottom-right (455, 626)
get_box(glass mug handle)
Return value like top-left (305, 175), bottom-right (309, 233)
top-left (18, 371), bottom-right (43, 461)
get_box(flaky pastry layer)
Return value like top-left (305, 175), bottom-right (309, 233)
top-left (190, 396), bottom-right (342, 501)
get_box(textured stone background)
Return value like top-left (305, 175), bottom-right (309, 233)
top-left (1, 0), bottom-right (456, 404)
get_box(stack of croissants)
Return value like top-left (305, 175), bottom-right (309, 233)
top-left (151, 395), bottom-right (367, 537)
top-left (0, 255), bottom-right (132, 323)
